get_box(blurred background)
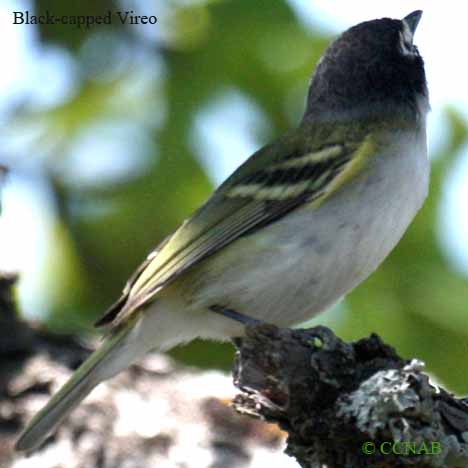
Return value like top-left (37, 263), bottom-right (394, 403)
top-left (0, 0), bottom-right (467, 391)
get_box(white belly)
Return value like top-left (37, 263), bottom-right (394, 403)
top-left (138, 127), bottom-right (429, 347)
top-left (180, 128), bottom-right (428, 327)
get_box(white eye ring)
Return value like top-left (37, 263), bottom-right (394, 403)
top-left (399, 21), bottom-right (414, 55)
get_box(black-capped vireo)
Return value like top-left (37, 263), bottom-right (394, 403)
top-left (16, 11), bottom-right (429, 452)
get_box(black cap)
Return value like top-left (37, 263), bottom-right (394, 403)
top-left (304, 12), bottom-right (427, 121)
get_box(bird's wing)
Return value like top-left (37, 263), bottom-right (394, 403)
top-left (95, 125), bottom-right (375, 328)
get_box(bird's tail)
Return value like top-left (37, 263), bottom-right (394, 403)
top-left (15, 322), bottom-right (139, 452)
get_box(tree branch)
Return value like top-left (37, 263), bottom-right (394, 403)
top-left (3, 243), bottom-right (467, 467)
top-left (232, 324), bottom-right (468, 468)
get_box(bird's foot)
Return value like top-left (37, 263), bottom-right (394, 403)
top-left (209, 305), bottom-right (260, 326)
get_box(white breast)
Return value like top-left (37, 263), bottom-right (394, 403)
top-left (177, 125), bottom-right (429, 332)
top-left (138, 124), bottom-right (429, 347)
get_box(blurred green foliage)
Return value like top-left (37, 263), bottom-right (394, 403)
top-left (2, 1), bottom-right (468, 391)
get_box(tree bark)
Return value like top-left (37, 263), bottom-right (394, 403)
top-left (2, 269), bottom-right (468, 468)
top-left (3, 268), bottom-right (468, 468)
top-left (232, 324), bottom-right (468, 468)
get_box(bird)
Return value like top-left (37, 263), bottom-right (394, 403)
top-left (16, 10), bottom-right (429, 452)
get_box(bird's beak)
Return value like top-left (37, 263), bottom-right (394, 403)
top-left (403, 10), bottom-right (423, 36)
